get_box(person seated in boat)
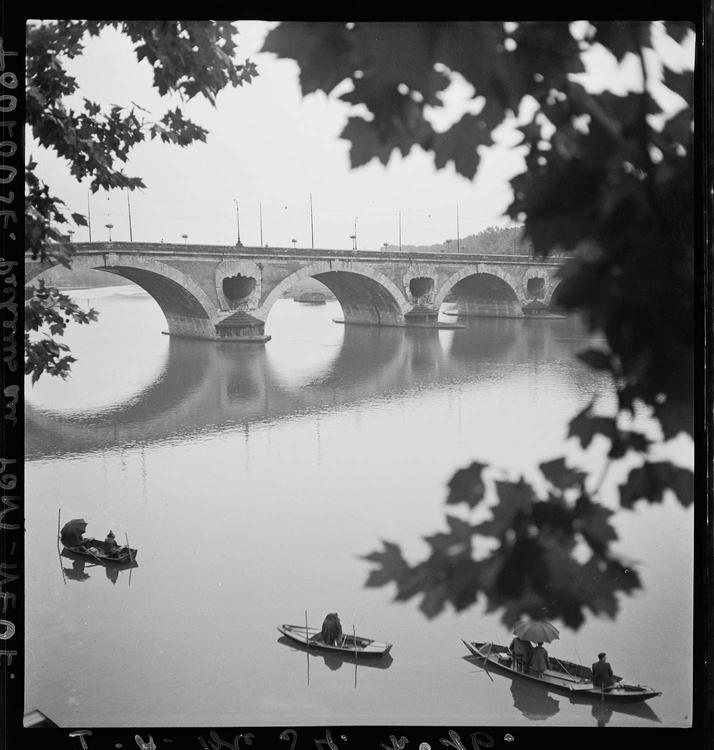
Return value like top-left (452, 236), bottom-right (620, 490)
top-left (320, 613), bottom-right (343, 645)
top-left (60, 519), bottom-right (88, 549)
top-left (104, 530), bottom-right (120, 555)
top-left (591, 652), bottom-right (615, 690)
top-left (509, 637), bottom-right (533, 672)
top-left (529, 642), bottom-right (550, 678)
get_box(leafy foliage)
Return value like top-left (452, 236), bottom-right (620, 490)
top-left (24, 280), bottom-right (99, 383)
top-left (264, 20), bottom-right (696, 629)
top-left (25, 20), bottom-right (257, 377)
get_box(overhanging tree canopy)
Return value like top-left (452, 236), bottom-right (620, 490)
top-left (25, 20), bottom-right (257, 381)
top-left (262, 20), bottom-right (697, 628)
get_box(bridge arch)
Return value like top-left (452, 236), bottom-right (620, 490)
top-left (546, 279), bottom-right (565, 309)
top-left (435, 266), bottom-right (523, 317)
top-left (256, 260), bottom-right (410, 326)
top-left (27, 254), bottom-right (220, 338)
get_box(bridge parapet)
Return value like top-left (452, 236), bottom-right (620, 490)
top-left (35, 241), bottom-right (564, 266)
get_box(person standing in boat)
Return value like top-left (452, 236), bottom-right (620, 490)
top-left (509, 636), bottom-right (533, 672)
top-left (591, 652), bottom-right (615, 689)
top-left (320, 613), bottom-right (343, 645)
top-left (529, 642), bottom-right (550, 678)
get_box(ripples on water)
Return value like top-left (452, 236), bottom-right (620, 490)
top-left (24, 286), bottom-right (692, 728)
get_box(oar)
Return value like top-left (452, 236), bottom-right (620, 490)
top-left (480, 642), bottom-right (494, 682)
top-left (57, 509), bottom-right (67, 585)
top-left (353, 624), bottom-right (357, 689)
top-left (305, 610), bottom-right (310, 686)
top-left (553, 656), bottom-right (576, 680)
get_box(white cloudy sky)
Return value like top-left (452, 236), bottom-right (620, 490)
top-left (28, 21), bottom-right (694, 250)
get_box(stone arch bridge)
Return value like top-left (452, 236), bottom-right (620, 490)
top-left (26, 243), bottom-right (564, 342)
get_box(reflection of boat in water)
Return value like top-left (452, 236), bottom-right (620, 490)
top-left (277, 635), bottom-right (394, 670)
top-left (566, 691), bottom-right (661, 724)
top-left (61, 540), bottom-right (138, 568)
top-left (277, 623), bottom-right (392, 657)
top-left (463, 641), bottom-right (661, 703)
top-left (60, 549), bottom-right (138, 583)
top-left (509, 678), bottom-right (560, 720)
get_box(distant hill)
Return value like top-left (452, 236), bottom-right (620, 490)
top-left (382, 225), bottom-right (537, 255)
top-left (38, 267), bottom-right (130, 289)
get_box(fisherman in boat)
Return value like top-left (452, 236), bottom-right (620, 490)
top-left (60, 518), bottom-right (89, 549)
top-left (591, 652), bottom-right (615, 690)
top-left (105, 530), bottom-right (118, 551)
top-left (320, 613), bottom-right (343, 646)
top-left (529, 642), bottom-right (550, 678)
top-left (509, 636), bottom-right (533, 673)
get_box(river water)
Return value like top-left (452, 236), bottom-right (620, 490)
top-left (24, 285), bottom-right (693, 729)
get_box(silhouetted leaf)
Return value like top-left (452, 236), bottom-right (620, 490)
top-left (424, 515), bottom-right (475, 554)
top-left (662, 66), bottom-right (694, 105)
top-left (432, 114), bottom-right (492, 179)
top-left (568, 406), bottom-right (616, 449)
top-left (619, 461), bottom-right (694, 508)
top-left (474, 479), bottom-right (534, 537)
top-left (539, 457), bottom-right (586, 490)
top-left (362, 541), bottom-right (409, 587)
top-left (664, 21), bottom-right (694, 43)
top-left (446, 461), bottom-right (487, 508)
top-left (591, 21), bottom-right (651, 61)
top-left (573, 494), bottom-right (618, 554)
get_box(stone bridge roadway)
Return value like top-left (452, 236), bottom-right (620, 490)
top-left (26, 320), bottom-right (592, 460)
top-left (26, 243), bottom-right (564, 342)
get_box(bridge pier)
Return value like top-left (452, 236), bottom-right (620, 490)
top-left (214, 312), bottom-right (271, 342)
top-left (448, 298), bottom-right (525, 318)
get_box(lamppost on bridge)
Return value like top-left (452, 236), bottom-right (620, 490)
top-left (382, 242), bottom-right (389, 251)
top-left (105, 223), bottom-right (114, 242)
top-left (456, 205), bottom-right (460, 253)
top-left (67, 229), bottom-right (74, 243)
top-left (291, 238), bottom-right (297, 248)
top-left (349, 234), bottom-right (356, 251)
top-left (181, 234), bottom-right (188, 245)
top-left (233, 198), bottom-right (243, 247)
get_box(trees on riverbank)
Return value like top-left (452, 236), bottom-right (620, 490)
top-left (25, 21), bottom-right (257, 381)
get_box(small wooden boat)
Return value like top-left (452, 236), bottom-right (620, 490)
top-left (463, 641), bottom-right (661, 703)
top-left (62, 538), bottom-right (138, 566)
top-left (277, 624), bottom-right (392, 657)
top-left (295, 292), bottom-right (327, 304)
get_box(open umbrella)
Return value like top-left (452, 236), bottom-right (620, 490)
top-left (60, 518), bottom-right (88, 547)
top-left (512, 619), bottom-right (560, 644)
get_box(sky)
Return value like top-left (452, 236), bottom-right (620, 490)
top-left (29, 21), bottom-right (695, 251)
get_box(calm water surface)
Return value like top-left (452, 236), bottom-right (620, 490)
top-left (24, 286), bottom-right (693, 728)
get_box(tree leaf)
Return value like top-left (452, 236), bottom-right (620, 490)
top-left (619, 461), bottom-right (694, 508)
top-left (568, 408), bottom-right (616, 449)
top-left (446, 461), bottom-right (487, 509)
top-left (432, 114), bottom-right (492, 179)
top-left (539, 457), bottom-right (586, 490)
top-left (662, 66), bottom-right (694, 105)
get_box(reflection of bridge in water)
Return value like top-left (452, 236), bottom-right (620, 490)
top-left (26, 319), bottom-right (595, 459)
